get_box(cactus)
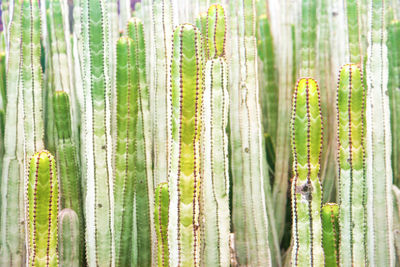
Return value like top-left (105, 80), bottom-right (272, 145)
top-left (336, 64), bottom-right (367, 266)
top-left (346, 0), bottom-right (362, 64)
top-left (53, 91), bottom-right (84, 265)
top-left (155, 182), bottom-right (169, 267)
top-left (201, 57), bottom-right (230, 266)
top-left (321, 203), bottom-right (339, 267)
top-left (365, 0), bottom-right (395, 266)
top-left (168, 24), bottom-right (203, 267)
top-left (26, 151), bottom-right (59, 267)
top-left (206, 4), bottom-right (226, 59)
top-left (80, 0), bottom-right (114, 265)
top-left (300, 0), bottom-right (317, 77)
top-left (388, 21), bottom-right (400, 186)
top-left (127, 18), bottom-right (153, 266)
top-left (290, 78), bottom-right (324, 267)
top-left (59, 208), bottom-right (80, 267)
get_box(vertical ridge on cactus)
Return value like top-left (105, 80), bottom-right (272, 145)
top-left (321, 203), bottom-right (339, 267)
top-left (201, 57), bottom-right (230, 267)
top-left (59, 208), bottom-right (80, 267)
top-left (27, 150), bottom-right (59, 267)
top-left (365, 0), bottom-right (395, 266)
top-left (206, 4), bottom-right (226, 59)
top-left (155, 182), bottom-right (170, 267)
top-left (80, 0), bottom-right (114, 265)
top-left (336, 64), bottom-right (366, 266)
top-left (168, 23), bottom-right (203, 267)
top-left (346, 0), bottom-right (362, 64)
top-left (290, 78), bottom-right (324, 267)
top-left (300, 0), bottom-right (317, 77)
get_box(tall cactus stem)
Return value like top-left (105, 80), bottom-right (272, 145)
top-left (206, 4), bottom-right (226, 59)
top-left (321, 203), bottom-right (339, 267)
top-left (155, 182), bottom-right (170, 267)
top-left (26, 151), bottom-right (59, 267)
top-left (58, 208), bottom-right (80, 267)
top-left (291, 78), bottom-right (324, 267)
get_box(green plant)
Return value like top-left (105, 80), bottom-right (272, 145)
top-left (59, 208), bottom-right (80, 267)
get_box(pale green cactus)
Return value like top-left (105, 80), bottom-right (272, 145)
top-left (168, 23), bottom-right (203, 267)
top-left (388, 21), bottom-right (400, 187)
top-left (346, 0), bottom-right (362, 64)
top-left (321, 203), bottom-right (339, 267)
top-left (300, 0), bottom-right (317, 77)
top-left (366, 1), bottom-right (395, 266)
top-left (155, 182), bottom-right (169, 267)
top-left (290, 78), bottom-right (324, 267)
top-left (336, 64), bottom-right (367, 266)
top-left (206, 4), bottom-right (226, 59)
top-left (53, 91), bottom-right (84, 266)
top-left (127, 17), bottom-right (153, 266)
top-left (201, 57), bottom-right (230, 267)
top-left (59, 208), bottom-right (80, 267)
top-left (80, 0), bottom-right (114, 265)
top-left (27, 151), bottom-right (59, 267)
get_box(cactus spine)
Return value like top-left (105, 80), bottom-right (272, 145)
top-left (80, 0), bottom-right (114, 265)
top-left (336, 64), bottom-right (366, 266)
top-left (53, 91), bottom-right (84, 266)
top-left (201, 57), bottom-right (230, 266)
top-left (321, 203), bottom-right (339, 267)
top-left (366, 0), bottom-right (395, 266)
top-left (59, 209), bottom-right (80, 267)
top-left (168, 24), bottom-right (203, 267)
top-left (155, 182), bottom-right (169, 267)
top-left (27, 151), bottom-right (59, 267)
top-left (291, 78), bottom-right (324, 267)
top-left (388, 21), bottom-right (400, 186)
top-left (127, 18), bottom-right (153, 266)
top-left (0, 0), bottom-right (24, 264)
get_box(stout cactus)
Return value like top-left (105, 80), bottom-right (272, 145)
top-left (321, 203), bottom-right (339, 267)
top-left (168, 24), bottom-right (203, 267)
top-left (155, 182), bottom-right (169, 267)
top-left (27, 151), bottom-right (59, 267)
top-left (59, 209), bottom-right (80, 267)
top-left (201, 57), bottom-right (230, 266)
top-left (291, 78), bottom-right (324, 267)
top-left (336, 64), bottom-right (366, 266)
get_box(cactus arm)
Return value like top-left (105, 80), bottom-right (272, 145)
top-left (336, 64), bottom-right (367, 266)
top-left (388, 21), bottom-right (400, 186)
top-left (53, 91), bottom-right (84, 266)
top-left (366, 0), bottom-right (395, 266)
top-left (291, 78), bottom-right (324, 267)
top-left (300, 0), bottom-right (317, 77)
top-left (321, 203), bottom-right (339, 267)
top-left (58, 208), bottom-right (80, 267)
top-left (27, 151), bottom-right (59, 267)
top-left (155, 182), bottom-right (169, 267)
top-left (201, 57), bottom-right (230, 266)
top-left (80, 0), bottom-right (114, 265)
top-left (168, 24), bottom-right (203, 267)
top-left (206, 4), bottom-right (226, 59)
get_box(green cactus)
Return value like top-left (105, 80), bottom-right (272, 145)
top-left (53, 91), bottom-right (84, 266)
top-left (388, 21), bottom-right (400, 187)
top-left (201, 57), bottom-right (230, 266)
top-left (321, 203), bottom-right (339, 267)
top-left (336, 64), bottom-right (366, 266)
top-left (195, 12), bottom-right (207, 62)
top-left (80, 0), bottom-right (114, 265)
top-left (59, 208), bottom-right (80, 267)
top-left (365, 0), bottom-right (395, 266)
top-left (27, 151), bottom-right (59, 267)
top-left (168, 23), bottom-right (203, 267)
top-left (155, 182), bottom-right (169, 267)
top-left (346, 0), bottom-right (362, 64)
top-left (290, 78), bottom-right (324, 267)
top-left (0, 0), bottom-right (24, 264)
top-left (206, 4), bottom-right (226, 59)
top-left (127, 17), bottom-right (153, 266)
top-left (300, 0), bottom-right (317, 77)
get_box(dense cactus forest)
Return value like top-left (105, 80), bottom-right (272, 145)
top-left (0, 0), bottom-right (399, 266)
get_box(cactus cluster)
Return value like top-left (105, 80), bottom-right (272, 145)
top-left (0, 0), bottom-right (400, 266)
